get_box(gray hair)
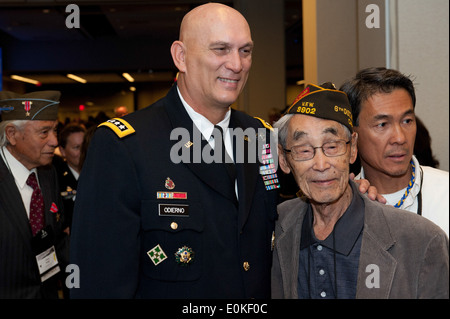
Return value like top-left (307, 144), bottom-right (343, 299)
top-left (273, 114), bottom-right (294, 149)
top-left (273, 114), bottom-right (352, 149)
top-left (0, 120), bottom-right (28, 147)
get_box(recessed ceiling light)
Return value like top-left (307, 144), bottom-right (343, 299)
top-left (67, 74), bottom-right (87, 83)
top-left (11, 75), bottom-right (41, 85)
top-left (122, 73), bottom-right (135, 82)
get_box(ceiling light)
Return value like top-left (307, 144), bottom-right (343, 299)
top-left (67, 74), bottom-right (87, 83)
top-left (11, 75), bottom-right (41, 86)
top-left (122, 73), bottom-right (135, 82)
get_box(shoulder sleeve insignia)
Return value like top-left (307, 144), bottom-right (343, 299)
top-left (98, 118), bottom-right (135, 138)
top-left (254, 117), bottom-right (273, 131)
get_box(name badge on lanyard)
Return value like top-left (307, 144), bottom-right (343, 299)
top-left (31, 226), bottom-right (61, 282)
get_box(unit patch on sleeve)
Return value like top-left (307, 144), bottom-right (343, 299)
top-left (98, 118), bottom-right (135, 138)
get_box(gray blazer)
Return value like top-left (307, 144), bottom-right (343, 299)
top-left (271, 188), bottom-right (449, 299)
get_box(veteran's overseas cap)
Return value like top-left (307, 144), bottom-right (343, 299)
top-left (286, 82), bottom-right (353, 132)
top-left (0, 90), bottom-right (60, 121)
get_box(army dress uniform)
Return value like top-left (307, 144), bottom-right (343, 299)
top-left (70, 84), bottom-right (279, 298)
top-left (53, 155), bottom-right (78, 230)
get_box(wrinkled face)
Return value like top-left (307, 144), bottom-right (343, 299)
top-left (60, 131), bottom-right (84, 170)
top-left (7, 120), bottom-right (59, 170)
top-left (355, 88), bottom-right (416, 178)
top-left (178, 9), bottom-right (253, 110)
top-left (279, 115), bottom-right (357, 205)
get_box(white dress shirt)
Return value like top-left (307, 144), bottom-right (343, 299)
top-left (177, 87), bottom-right (238, 197)
top-left (1, 146), bottom-right (39, 219)
top-left (356, 155), bottom-right (449, 236)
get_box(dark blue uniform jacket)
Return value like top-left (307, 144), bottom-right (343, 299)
top-left (70, 84), bottom-right (278, 298)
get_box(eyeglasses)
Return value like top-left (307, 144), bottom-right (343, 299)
top-left (284, 139), bottom-right (351, 161)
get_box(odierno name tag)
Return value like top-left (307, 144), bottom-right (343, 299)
top-left (158, 204), bottom-right (189, 217)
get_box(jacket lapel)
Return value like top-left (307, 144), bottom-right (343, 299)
top-left (276, 196), bottom-right (398, 299)
top-left (229, 112), bottom-right (260, 230)
top-left (37, 166), bottom-right (58, 230)
top-left (356, 198), bottom-right (397, 299)
top-left (164, 85), bottom-right (237, 204)
top-left (275, 199), bottom-right (307, 299)
top-left (0, 158), bottom-right (33, 252)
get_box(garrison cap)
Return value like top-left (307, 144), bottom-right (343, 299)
top-left (286, 82), bottom-right (353, 132)
top-left (0, 90), bottom-right (60, 121)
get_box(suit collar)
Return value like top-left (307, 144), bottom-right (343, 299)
top-left (164, 85), bottom-right (237, 205)
top-left (300, 181), bottom-right (365, 256)
top-left (0, 157), bottom-right (34, 251)
top-left (275, 190), bottom-right (398, 299)
top-left (176, 85), bottom-right (232, 144)
top-left (356, 195), bottom-right (397, 298)
top-left (1, 146), bottom-right (38, 189)
top-left (229, 112), bottom-right (261, 230)
top-left (164, 85), bottom-right (265, 229)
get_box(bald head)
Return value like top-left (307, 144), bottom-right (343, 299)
top-left (179, 3), bottom-right (250, 43)
top-left (171, 3), bottom-right (253, 123)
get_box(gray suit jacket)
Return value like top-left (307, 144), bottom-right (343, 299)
top-left (271, 184), bottom-right (449, 299)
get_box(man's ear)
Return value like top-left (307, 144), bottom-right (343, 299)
top-left (349, 131), bottom-right (358, 165)
top-left (170, 40), bottom-right (187, 72)
top-left (278, 144), bottom-right (291, 174)
top-left (59, 146), bottom-right (66, 158)
top-left (5, 124), bottom-right (19, 146)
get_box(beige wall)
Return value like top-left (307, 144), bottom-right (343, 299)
top-left (303, 0), bottom-right (448, 171)
top-left (235, 0), bottom-right (285, 119)
top-left (303, 0), bottom-right (386, 87)
top-left (393, 0), bottom-right (449, 171)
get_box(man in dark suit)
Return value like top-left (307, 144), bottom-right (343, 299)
top-left (70, 3), bottom-right (280, 298)
top-left (53, 123), bottom-right (85, 232)
top-left (0, 90), bottom-right (69, 298)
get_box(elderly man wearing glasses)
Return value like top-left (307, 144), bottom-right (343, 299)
top-left (271, 82), bottom-right (448, 299)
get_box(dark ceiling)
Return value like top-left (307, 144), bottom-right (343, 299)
top-left (0, 0), bottom-right (303, 87)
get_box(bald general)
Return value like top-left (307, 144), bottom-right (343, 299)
top-left (171, 3), bottom-right (254, 124)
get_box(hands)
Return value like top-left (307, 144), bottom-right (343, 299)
top-left (350, 173), bottom-right (387, 204)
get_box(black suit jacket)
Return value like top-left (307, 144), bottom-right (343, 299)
top-left (70, 84), bottom-right (279, 298)
top-left (0, 157), bottom-right (69, 298)
top-left (53, 155), bottom-right (78, 229)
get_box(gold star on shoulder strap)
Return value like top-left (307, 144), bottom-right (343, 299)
top-left (98, 118), bottom-right (135, 138)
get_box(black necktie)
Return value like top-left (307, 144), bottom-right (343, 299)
top-left (213, 125), bottom-right (237, 184)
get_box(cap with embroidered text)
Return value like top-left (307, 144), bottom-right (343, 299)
top-left (286, 82), bottom-right (353, 132)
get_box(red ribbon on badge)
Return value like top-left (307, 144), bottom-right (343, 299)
top-left (50, 202), bottom-right (58, 213)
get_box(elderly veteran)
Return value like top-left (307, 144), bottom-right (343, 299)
top-left (271, 82), bottom-right (449, 299)
top-left (0, 90), bottom-right (69, 298)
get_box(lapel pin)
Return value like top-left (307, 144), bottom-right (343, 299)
top-left (165, 177), bottom-right (175, 190)
top-left (175, 246), bottom-right (194, 265)
top-left (147, 244), bottom-right (168, 266)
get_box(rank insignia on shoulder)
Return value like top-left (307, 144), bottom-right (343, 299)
top-left (98, 118), bottom-right (135, 138)
top-left (254, 117), bottom-right (273, 131)
top-left (147, 244), bottom-right (168, 266)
